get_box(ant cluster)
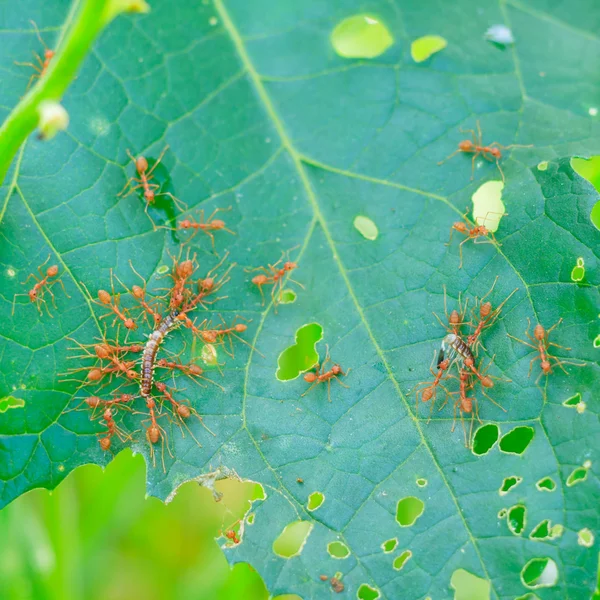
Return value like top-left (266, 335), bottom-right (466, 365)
top-left (11, 138), bottom-right (349, 466)
top-left (414, 280), bottom-right (517, 447)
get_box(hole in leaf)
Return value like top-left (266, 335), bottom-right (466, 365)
top-left (567, 464), bottom-right (590, 487)
top-left (330, 15), bottom-right (393, 59)
top-left (0, 396), bottom-right (25, 413)
top-left (353, 215), bottom-right (379, 240)
top-left (450, 568), bottom-right (491, 600)
top-left (250, 483), bottom-right (266, 502)
top-left (499, 476), bottom-right (522, 496)
top-left (537, 161), bottom-right (549, 171)
top-left (200, 343), bottom-right (219, 366)
top-left (536, 477), bottom-right (556, 492)
top-left (563, 392), bottom-right (582, 407)
top-left (416, 478), bottom-right (428, 487)
top-left (276, 323), bottom-right (323, 381)
top-left (499, 426), bottom-right (534, 455)
top-left (395, 496), bottom-right (425, 527)
top-left (357, 583), bottom-right (380, 600)
top-left (578, 528), bottom-right (594, 547)
top-left (550, 524), bottom-right (564, 538)
top-left (307, 491), bottom-right (324, 511)
top-left (571, 156), bottom-right (600, 230)
top-left (393, 550), bottom-right (412, 571)
top-left (472, 423), bottom-right (500, 456)
top-left (529, 520), bottom-right (550, 539)
top-left (278, 289), bottom-right (297, 304)
top-left (571, 257), bottom-right (585, 282)
top-left (272, 521), bottom-right (313, 558)
top-left (594, 334), bottom-right (600, 348)
top-left (246, 513), bottom-right (255, 525)
top-left (156, 264), bottom-right (169, 275)
top-left (327, 541), bottom-right (350, 559)
top-left (507, 504), bottom-right (526, 536)
top-left (411, 35), bottom-right (447, 63)
top-left (472, 181), bottom-right (505, 233)
top-left (497, 508), bottom-right (507, 519)
top-left (521, 557), bottom-right (558, 589)
top-left (381, 538), bottom-right (398, 553)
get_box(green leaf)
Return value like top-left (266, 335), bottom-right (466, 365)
top-left (1, 1), bottom-right (599, 599)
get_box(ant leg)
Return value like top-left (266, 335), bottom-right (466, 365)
top-left (495, 159), bottom-right (505, 182)
top-left (545, 318), bottom-right (563, 336)
top-left (475, 120), bottom-right (483, 146)
top-left (287, 277), bottom-right (305, 290)
top-left (161, 192), bottom-right (188, 212)
top-left (528, 355), bottom-right (541, 377)
top-left (118, 178), bottom-right (143, 198)
top-left (11, 293), bottom-right (30, 316)
top-left (146, 145), bottom-right (170, 177)
top-left (437, 149), bottom-right (461, 166)
top-left (14, 60), bottom-right (42, 73)
top-left (458, 237), bottom-right (471, 269)
top-left (144, 201), bottom-right (158, 231)
top-left (470, 152), bottom-right (477, 180)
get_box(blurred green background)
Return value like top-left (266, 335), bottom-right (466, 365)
top-left (0, 451), bottom-right (270, 600)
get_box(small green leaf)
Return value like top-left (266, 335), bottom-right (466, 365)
top-left (411, 35), bottom-right (448, 63)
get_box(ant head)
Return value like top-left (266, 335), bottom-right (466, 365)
top-left (541, 360), bottom-right (551, 373)
top-left (200, 277), bottom-right (214, 290)
top-left (211, 219), bottom-right (225, 229)
top-left (28, 289), bottom-right (37, 301)
top-left (189, 364), bottom-right (203, 376)
top-left (449, 310), bottom-right (460, 325)
top-left (178, 405), bottom-right (191, 419)
top-left (146, 398), bottom-right (156, 409)
top-left (332, 364), bottom-right (342, 375)
top-left (86, 396), bottom-right (101, 408)
top-left (463, 357), bottom-right (474, 368)
top-left (47, 265), bottom-right (58, 277)
top-left (102, 408), bottom-right (113, 421)
top-left (126, 369), bottom-right (137, 379)
top-left (304, 372), bottom-right (317, 383)
top-left (459, 139), bottom-right (475, 152)
top-left (533, 324), bottom-right (545, 341)
top-left (121, 394), bottom-right (134, 403)
top-left (234, 323), bottom-right (247, 332)
top-left (95, 344), bottom-right (110, 359)
top-left (136, 156), bottom-right (148, 173)
top-left (99, 437), bottom-right (111, 451)
top-left (481, 376), bottom-right (494, 388)
top-left (179, 219), bottom-right (191, 229)
top-left (489, 147), bottom-right (502, 158)
top-left (252, 274), bottom-right (269, 285)
top-left (284, 261), bottom-right (297, 271)
top-left (178, 260), bottom-right (194, 278)
top-left (88, 368), bottom-right (103, 382)
top-left (98, 289), bottom-right (112, 305)
top-left (480, 301), bottom-right (492, 318)
top-left (132, 285), bottom-right (144, 299)
top-left (453, 221), bottom-right (468, 233)
top-left (144, 189), bottom-right (155, 203)
top-left (147, 426), bottom-right (161, 444)
top-left (124, 318), bottom-right (136, 330)
top-left (45, 49), bottom-right (55, 60)
top-left (155, 382), bottom-right (166, 392)
top-left (440, 359), bottom-right (450, 370)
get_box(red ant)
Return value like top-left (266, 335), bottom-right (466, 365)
top-left (447, 210), bottom-right (503, 269)
top-left (414, 354), bottom-right (451, 417)
top-left (449, 368), bottom-right (479, 448)
top-left (138, 396), bottom-right (173, 471)
top-left (194, 316), bottom-right (260, 358)
top-left (302, 347), bottom-right (349, 402)
top-left (12, 255), bottom-right (69, 317)
top-left (463, 356), bottom-right (508, 412)
top-left (178, 207), bottom-right (235, 254)
top-left (15, 21), bottom-right (55, 91)
top-left (433, 285), bottom-right (469, 336)
top-left (118, 145), bottom-right (186, 229)
top-left (178, 253), bottom-right (233, 313)
top-left (507, 318), bottom-right (584, 383)
top-left (246, 251), bottom-right (304, 307)
top-left (115, 262), bottom-right (162, 326)
top-left (155, 357), bottom-right (224, 390)
top-left (98, 407), bottom-right (130, 451)
top-left (438, 120), bottom-right (532, 181)
top-left (467, 280), bottom-right (518, 353)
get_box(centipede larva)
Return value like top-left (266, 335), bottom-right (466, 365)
top-left (140, 308), bottom-right (180, 398)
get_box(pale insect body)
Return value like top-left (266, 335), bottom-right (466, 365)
top-left (438, 333), bottom-right (475, 367)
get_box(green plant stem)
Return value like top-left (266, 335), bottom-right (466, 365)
top-left (0, 0), bottom-right (120, 186)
